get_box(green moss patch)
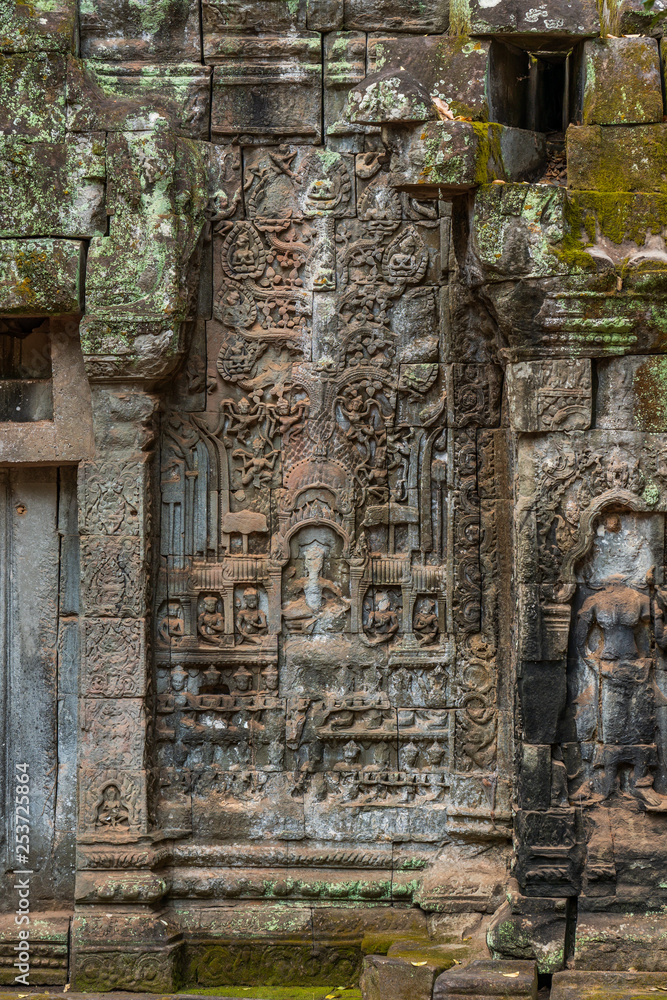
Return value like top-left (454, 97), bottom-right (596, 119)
top-left (181, 988), bottom-right (362, 999)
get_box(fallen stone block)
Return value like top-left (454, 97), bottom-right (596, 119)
top-left (551, 970), bottom-right (667, 999)
top-left (434, 958), bottom-right (538, 999)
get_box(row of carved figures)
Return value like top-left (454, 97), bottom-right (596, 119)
top-left (158, 587), bottom-right (441, 646)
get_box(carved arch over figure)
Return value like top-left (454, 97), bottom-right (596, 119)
top-left (558, 488), bottom-right (653, 597)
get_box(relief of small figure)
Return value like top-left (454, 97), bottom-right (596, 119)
top-left (575, 574), bottom-right (667, 811)
top-left (363, 590), bottom-right (400, 645)
top-left (156, 600), bottom-right (185, 647)
top-left (232, 436), bottom-right (280, 488)
top-left (413, 597), bottom-right (439, 646)
top-left (261, 665), bottom-right (279, 693)
top-left (233, 666), bottom-right (254, 694)
top-left (198, 595), bottom-right (226, 645)
top-left (236, 587), bottom-right (268, 645)
top-left (334, 739), bottom-right (362, 803)
top-left (95, 783), bottom-right (130, 830)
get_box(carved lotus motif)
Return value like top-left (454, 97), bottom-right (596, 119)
top-left (382, 226), bottom-right (429, 285)
top-left (221, 223), bottom-right (267, 280)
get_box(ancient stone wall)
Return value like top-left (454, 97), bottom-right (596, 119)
top-left (3, 0), bottom-right (667, 993)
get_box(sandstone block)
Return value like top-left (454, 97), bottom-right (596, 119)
top-left (552, 970), bottom-right (667, 998)
top-left (582, 37), bottom-right (662, 126)
top-left (343, 0), bottom-right (447, 31)
top-left (79, 0), bottom-right (201, 62)
top-left (324, 31), bottom-right (368, 139)
top-left (307, 0), bottom-right (344, 29)
top-left (488, 897), bottom-right (569, 975)
top-left (435, 959), bottom-right (538, 999)
top-left (614, 0), bottom-right (667, 33)
top-left (203, 0), bottom-right (307, 33)
top-left (467, 0), bottom-right (598, 36)
top-left (71, 61), bottom-right (211, 138)
top-left (0, 239), bottom-right (83, 315)
top-left (574, 913), bottom-right (667, 971)
top-left (0, 53), bottom-right (66, 142)
top-left (339, 69), bottom-right (434, 128)
top-left (388, 121), bottom-right (545, 191)
top-left (210, 34), bottom-right (322, 143)
top-left (0, 0), bottom-right (75, 53)
top-left (568, 124), bottom-right (667, 192)
top-left (507, 360), bottom-right (592, 432)
top-left (0, 134), bottom-right (106, 238)
top-left (360, 953), bottom-right (445, 1000)
top-left (597, 356), bottom-right (667, 432)
top-left (367, 35), bottom-right (491, 121)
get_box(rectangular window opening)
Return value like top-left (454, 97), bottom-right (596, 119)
top-left (0, 318), bottom-right (53, 422)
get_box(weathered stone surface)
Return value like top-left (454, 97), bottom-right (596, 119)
top-left (368, 35), bottom-right (491, 121)
top-left (387, 121), bottom-right (546, 190)
top-left (79, 0), bottom-right (201, 62)
top-left (71, 61), bottom-right (212, 138)
top-left (0, 912), bottom-right (70, 984)
top-left (0, 53), bottom-right (67, 141)
top-left (210, 33), bottom-right (323, 143)
top-left (597, 356), bottom-right (667, 431)
top-left (361, 952), bottom-right (450, 1000)
top-left (324, 31), bottom-right (368, 140)
top-left (434, 958), bottom-right (538, 999)
top-left (573, 913), bottom-right (667, 970)
top-left (0, 134), bottom-right (106, 237)
top-left (582, 37), bottom-right (663, 126)
top-left (507, 360), bottom-right (592, 432)
top-left (343, 0), bottom-right (448, 31)
top-left (617, 0), bottom-right (667, 33)
top-left (568, 124), bottom-right (667, 192)
top-left (487, 894), bottom-right (569, 974)
top-left (467, 0), bottom-right (599, 36)
top-left (8, 0), bottom-right (667, 991)
top-left (551, 969), bottom-right (667, 998)
top-left (81, 130), bottom-right (215, 379)
top-left (338, 69), bottom-right (435, 127)
top-left (0, 239), bottom-right (83, 314)
top-left (0, 0), bottom-right (76, 53)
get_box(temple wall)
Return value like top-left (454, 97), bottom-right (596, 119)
top-left (2, 0), bottom-right (667, 993)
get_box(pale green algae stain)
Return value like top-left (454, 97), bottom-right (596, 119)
top-left (315, 148), bottom-right (344, 172)
top-left (488, 916), bottom-right (565, 974)
top-left (633, 357), bottom-right (667, 432)
top-left (449, 0), bottom-right (471, 36)
top-left (418, 123), bottom-right (503, 185)
top-left (127, 0), bottom-right (186, 33)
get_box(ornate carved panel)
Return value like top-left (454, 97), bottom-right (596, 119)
top-left (154, 153), bottom-right (507, 864)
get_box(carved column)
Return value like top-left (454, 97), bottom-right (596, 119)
top-left (71, 384), bottom-right (183, 991)
top-left (69, 123), bottom-right (216, 991)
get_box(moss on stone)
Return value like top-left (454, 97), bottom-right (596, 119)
top-left (633, 357), bottom-right (667, 432)
top-left (449, 0), bottom-right (471, 36)
top-left (572, 191), bottom-right (667, 246)
top-left (181, 989), bottom-right (362, 999)
top-left (550, 195), bottom-right (597, 271)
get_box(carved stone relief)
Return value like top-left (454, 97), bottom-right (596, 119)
top-left (154, 149), bottom-right (507, 859)
top-left (10, 0), bottom-right (667, 990)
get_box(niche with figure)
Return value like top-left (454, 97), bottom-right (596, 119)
top-left (564, 510), bottom-right (667, 811)
top-left (282, 526), bottom-right (350, 635)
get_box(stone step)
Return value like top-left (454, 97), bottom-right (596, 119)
top-left (360, 942), bottom-right (469, 1000)
top-left (434, 959), bottom-right (538, 1000)
top-left (551, 970), bottom-right (667, 999)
